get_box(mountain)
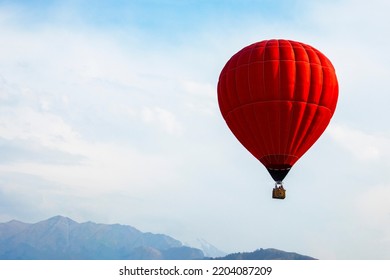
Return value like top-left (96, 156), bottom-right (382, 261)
top-left (185, 238), bottom-right (226, 258)
top-left (0, 216), bottom-right (204, 260)
top-left (0, 216), bottom-right (316, 260)
top-left (213, 248), bottom-right (316, 260)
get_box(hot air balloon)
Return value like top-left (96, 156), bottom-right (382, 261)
top-left (217, 39), bottom-right (338, 199)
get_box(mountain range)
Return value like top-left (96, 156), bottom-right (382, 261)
top-left (0, 216), bottom-right (316, 260)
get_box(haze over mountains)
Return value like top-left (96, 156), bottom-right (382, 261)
top-left (0, 216), bottom-right (315, 260)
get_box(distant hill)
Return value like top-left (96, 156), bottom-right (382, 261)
top-left (213, 248), bottom-right (316, 260)
top-left (0, 216), bottom-right (316, 260)
top-left (0, 216), bottom-right (203, 260)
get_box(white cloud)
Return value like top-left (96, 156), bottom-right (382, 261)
top-left (180, 80), bottom-right (215, 97)
top-left (349, 184), bottom-right (390, 258)
top-left (141, 106), bottom-right (183, 135)
top-left (0, 12), bottom-right (199, 202)
top-left (328, 123), bottom-right (390, 161)
top-left (179, 80), bottom-right (217, 116)
top-left (354, 184), bottom-right (390, 230)
top-left (0, 106), bottom-right (81, 152)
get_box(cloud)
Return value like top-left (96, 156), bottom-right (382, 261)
top-left (327, 123), bottom-right (390, 161)
top-left (0, 8), bottom-right (218, 206)
top-left (349, 183), bottom-right (390, 258)
top-left (141, 106), bottom-right (183, 135)
top-left (0, 106), bottom-right (81, 150)
top-left (354, 184), bottom-right (390, 230)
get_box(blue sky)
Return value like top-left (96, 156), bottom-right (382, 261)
top-left (0, 0), bottom-right (390, 259)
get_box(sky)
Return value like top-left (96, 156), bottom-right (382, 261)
top-left (0, 0), bottom-right (389, 259)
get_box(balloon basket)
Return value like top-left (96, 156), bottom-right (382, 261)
top-left (272, 184), bottom-right (286, 199)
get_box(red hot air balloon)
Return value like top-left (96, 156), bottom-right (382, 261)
top-left (217, 39), bottom-right (338, 199)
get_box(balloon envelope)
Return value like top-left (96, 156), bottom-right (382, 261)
top-left (217, 39), bottom-right (338, 182)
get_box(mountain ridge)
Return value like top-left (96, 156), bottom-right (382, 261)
top-left (0, 215), bottom-right (202, 260)
top-left (0, 216), bottom-right (316, 260)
